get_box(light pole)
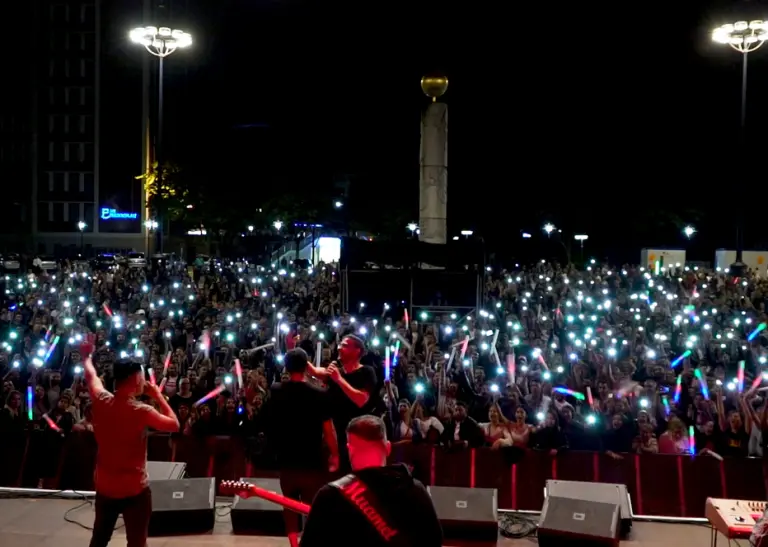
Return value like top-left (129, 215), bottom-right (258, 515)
top-left (129, 26), bottom-right (192, 254)
top-left (683, 225), bottom-right (696, 239)
top-left (543, 223), bottom-right (555, 238)
top-left (574, 234), bottom-right (588, 262)
top-left (77, 221), bottom-right (87, 256)
top-left (712, 20), bottom-right (766, 272)
top-left (144, 219), bottom-right (158, 255)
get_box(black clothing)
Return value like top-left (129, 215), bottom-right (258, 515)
top-left (602, 426), bottom-right (634, 453)
top-left (721, 426), bottom-right (750, 458)
top-left (264, 380), bottom-right (333, 470)
top-left (89, 487), bottom-right (152, 547)
top-left (327, 365), bottom-right (377, 469)
top-left (300, 464), bottom-right (442, 547)
top-left (279, 468), bottom-right (328, 535)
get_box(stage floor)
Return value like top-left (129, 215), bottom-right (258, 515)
top-left (0, 497), bottom-right (717, 546)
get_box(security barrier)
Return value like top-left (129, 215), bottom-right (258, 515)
top-left (1, 430), bottom-right (764, 518)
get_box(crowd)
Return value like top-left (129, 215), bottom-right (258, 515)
top-left (1, 254), bottom-right (768, 478)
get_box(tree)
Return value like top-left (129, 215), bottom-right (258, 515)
top-left (135, 161), bottom-right (190, 222)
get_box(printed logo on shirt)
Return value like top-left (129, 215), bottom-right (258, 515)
top-left (339, 479), bottom-right (399, 541)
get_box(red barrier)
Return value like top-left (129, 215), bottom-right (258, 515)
top-left (2, 432), bottom-right (765, 518)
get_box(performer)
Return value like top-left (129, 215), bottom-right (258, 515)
top-left (300, 415), bottom-right (443, 546)
top-left (325, 335), bottom-right (377, 471)
top-left (263, 348), bottom-right (339, 547)
top-left (82, 351), bottom-right (179, 547)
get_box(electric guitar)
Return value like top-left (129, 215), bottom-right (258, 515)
top-left (219, 480), bottom-right (310, 515)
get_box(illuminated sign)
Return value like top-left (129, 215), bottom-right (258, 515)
top-left (100, 208), bottom-right (138, 221)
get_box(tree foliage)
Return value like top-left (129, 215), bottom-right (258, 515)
top-left (135, 162), bottom-right (189, 221)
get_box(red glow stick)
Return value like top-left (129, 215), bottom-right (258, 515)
top-left (149, 368), bottom-right (156, 386)
top-left (43, 413), bottom-right (62, 433)
top-left (459, 336), bottom-right (470, 362)
top-left (162, 351), bottom-right (172, 375)
top-left (404, 309), bottom-right (409, 326)
top-left (234, 359), bottom-right (244, 389)
top-left (538, 354), bottom-right (549, 371)
top-left (586, 386), bottom-right (594, 407)
top-left (194, 385), bottom-right (225, 407)
top-left (507, 352), bottom-right (515, 383)
top-left (752, 374), bottom-right (763, 390)
top-left (102, 302), bottom-right (112, 318)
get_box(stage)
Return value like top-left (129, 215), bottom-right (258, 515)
top-left (0, 497), bottom-right (717, 546)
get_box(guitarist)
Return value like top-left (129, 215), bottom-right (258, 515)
top-left (300, 415), bottom-right (443, 546)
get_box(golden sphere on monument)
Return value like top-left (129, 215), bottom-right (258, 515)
top-left (420, 74), bottom-right (448, 100)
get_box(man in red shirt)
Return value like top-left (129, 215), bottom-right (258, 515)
top-left (83, 352), bottom-right (179, 547)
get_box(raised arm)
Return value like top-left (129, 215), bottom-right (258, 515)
top-left (83, 354), bottom-right (105, 400)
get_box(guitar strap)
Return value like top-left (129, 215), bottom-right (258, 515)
top-left (330, 474), bottom-right (409, 546)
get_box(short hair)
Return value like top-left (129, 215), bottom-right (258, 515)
top-left (346, 415), bottom-right (387, 443)
top-left (342, 335), bottom-right (365, 354)
top-left (284, 348), bottom-right (309, 374)
top-left (113, 359), bottom-right (143, 385)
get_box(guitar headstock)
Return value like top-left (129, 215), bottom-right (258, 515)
top-left (219, 480), bottom-right (255, 499)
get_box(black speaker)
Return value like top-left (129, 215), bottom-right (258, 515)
top-left (538, 495), bottom-right (620, 547)
top-left (545, 480), bottom-right (632, 538)
top-left (427, 486), bottom-right (498, 543)
top-left (230, 477), bottom-right (286, 535)
top-left (147, 477), bottom-right (216, 536)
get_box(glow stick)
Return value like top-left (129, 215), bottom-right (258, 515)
top-left (43, 336), bottom-right (60, 363)
top-left (738, 361), bottom-right (746, 393)
top-left (673, 375), bottom-right (682, 403)
top-left (694, 369), bottom-right (709, 400)
top-left (42, 413), bottom-right (62, 433)
top-left (194, 384), bottom-right (226, 406)
top-left (149, 368), bottom-right (156, 386)
top-left (671, 349), bottom-right (692, 368)
top-left (201, 330), bottom-right (211, 357)
top-left (102, 302), bottom-right (112, 318)
top-left (162, 351), bottom-right (172, 376)
top-left (507, 352), bottom-right (516, 384)
top-left (315, 342), bottom-right (322, 367)
top-left (394, 332), bottom-right (412, 351)
top-left (252, 342), bottom-right (275, 352)
top-left (662, 395), bottom-right (671, 416)
top-left (446, 347), bottom-right (457, 370)
top-left (688, 425), bottom-right (695, 455)
top-left (404, 309), bottom-right (409, 326)
top-left (752, 374), bottom-right (763, 391)
top-left (234, 359), bottom-right (244, 389)
top-left (391, 341), bottom-right (401, 369)
top-left (538, 354), bottom-right (549, 371)
top-left (459, 336), bottom-right (470, 362)
top-left (26, 386), bottom-right (33, 420)
top-left (553, 387), bottom-right (585, 401)
top-left (44, 325), bottom-right (53, 343)
top-left (748, 323), bottom-right (767, 342)
top-left (586, 386), bottom-right (594, 407)
top-left (384, 345), bottom-right (391, 382)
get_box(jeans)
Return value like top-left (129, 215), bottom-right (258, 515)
top-left (89, 488), bottom-right (152, 547)
top-left (279, 468), bottom-right (328, 535)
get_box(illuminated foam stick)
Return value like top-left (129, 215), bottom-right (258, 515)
top-left (391, 340), bottom-right (401, 370)
top-left (315, 342), bottom-right (322, 367)
top-left (538, 354), bottom-right (550, 371)
top-left (688, 425), bottom-right (695, 455)
top-left (586, 386), bottom-right (594, 407)
top-left (43, 336), bottom-right (60, 363)
top-left (553, 387), bottom-right (585, 401)
top-left (751, 373), bottom-right (764, 391)
top-left (394, 332), bottom-right (412, 351)
top-left (102, 302), bottom-right (113, 318)
top-left (234, 359), bottom-right (244, 389)
top-left (490, 329), bottom-right (501, 366)
top-left (404, 309), bottom-right (409, 327)
top-left (384, 345), bottom-right (391, 382)
top-left (748, 323), bottom-right (767, 342)
top-left (194, 384), bottom-right (226, 407)
top-left (671, 349), bottom-right (692, 368)
top-left (662, 395), bottom-right (671, 416)
top-left (459, 336), bottom-right (470, 363)
top-left (252, 342), bottom-right (275, 352)
top-left (738, 361), bottom-right (746, 393)
top-left (42, 413), bottom-right (62, 433)
top-left (507, 352), bottom-right (515, 384)
top-left (673, 375), bottom-right (682, 404)
top-left (162, 351), bottom-right (172, 375)
top-left (694, 369), bottom-right (709, 400)
top-left (149, 368), bottom-right (157, 386)
top-left (26, 386), bottom-right (33, 420)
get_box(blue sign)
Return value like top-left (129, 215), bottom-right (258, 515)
top-left (101, 208), bottom-right (138, 221)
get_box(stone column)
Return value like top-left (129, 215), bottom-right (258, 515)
top-left (419, 101), bottom-right (448, 245)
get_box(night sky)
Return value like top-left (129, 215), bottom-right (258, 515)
top-left (99, 0), bottom-right (768, 262)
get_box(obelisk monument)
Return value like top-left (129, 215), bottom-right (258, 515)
top-left (418, 75), bottom-right (448, 245)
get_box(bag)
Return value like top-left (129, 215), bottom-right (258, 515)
top-left (331, 474), bottom-right (409, 546)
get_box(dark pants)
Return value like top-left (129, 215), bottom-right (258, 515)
top-left (279, 468), bottom-right (328, 535)
top-left (89, 488), bottom-right (152, 547)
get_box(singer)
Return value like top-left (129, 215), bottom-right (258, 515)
top-left (326, 335), bottom-right (377, 471)
top-left (300, 415), bottom-right (443, 546)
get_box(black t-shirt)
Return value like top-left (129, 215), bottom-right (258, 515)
top-left (328, 365), bottom-right (377, 465)
top-left (300, 464), bottom-right (442, 547)
top-left (720, 426), bottom-right (750, 458)
top-left (264, 381), bottom-right (333, 470)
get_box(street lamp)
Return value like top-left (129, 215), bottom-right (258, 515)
top-left (543, 223), bottom-right (555, 237)
top-left (77, 221), bottom-right (87, 256)
top-left (683, 225), bottom-right (696, 239)
top-left (144, 219), bottom-right (158, 255)
top-left (334, 200), bottom-right (343, 209)
top-left (574, 234), bottom-right (588, 261)
top-left (130, 26), bottom-right (193, 253)
top-left (712, 20), bottom-right (768, 132)
top-left (247, 225), bottom-right (254, 234)
top-left (273, 220), bottom-right (283, 231)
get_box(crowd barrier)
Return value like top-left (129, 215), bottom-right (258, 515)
top-left (1, 430), bottom-right (765, 518)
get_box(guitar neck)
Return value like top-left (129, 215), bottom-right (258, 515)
top-left (245, 485), bottom-right (311, 516)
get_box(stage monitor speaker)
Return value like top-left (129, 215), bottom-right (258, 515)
top-left (538, 495), bottom-right (620, 547)
top-left (147, 461), bottom-right (186, 481)
top-left (148, 477), bottom-right (215, 536)
top-left (545, 480), bottom-right (632, 538)
top-left (427, 486), bottom-right (498, 543)
top-left (230, 477), bottom-right (287, 536)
